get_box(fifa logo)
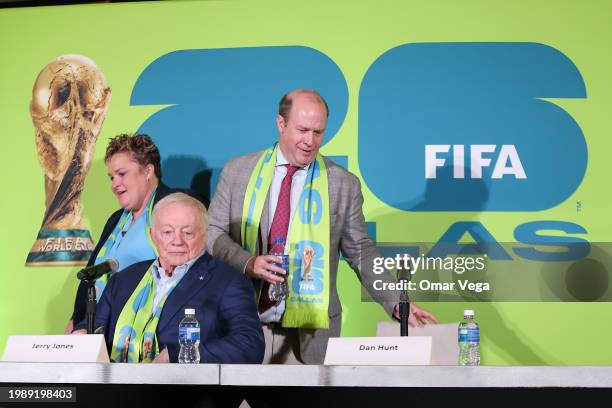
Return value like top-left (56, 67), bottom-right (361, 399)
top-left (425, 144), bottom-right (526, 180)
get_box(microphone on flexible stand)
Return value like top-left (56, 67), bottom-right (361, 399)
top-left (77, 259), bottom-right (119, 281)
top-left (76, 259), bottom-right (119, 334)
top-left (398, 260), bottom-right (412, 337)
top-left (400, 294), bottom-right (410, 336)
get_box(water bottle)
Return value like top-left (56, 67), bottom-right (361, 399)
top-left (458, 309), bottom-right (480, 366)
top-left (178, 308), bottom-right (200, 364)
top-left (269, 237), bottom-right (289, 303)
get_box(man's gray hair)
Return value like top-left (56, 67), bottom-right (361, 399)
top-left (151, 192), bottom-right (208, 230)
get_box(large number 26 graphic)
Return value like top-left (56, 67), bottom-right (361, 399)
top-left (132, 43), bottom-right (586, 211)
top-left (131, 46), bottom-right (348, 196)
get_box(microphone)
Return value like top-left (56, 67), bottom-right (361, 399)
top-left (398, 259), bottom-right (412, 337)
top-left (399, 291), bottom-right (410, 336)
top-left (77, 259), bottom-right (119, 281)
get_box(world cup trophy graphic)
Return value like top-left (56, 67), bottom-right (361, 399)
top-left (25, 55), bottom-right (111, 266)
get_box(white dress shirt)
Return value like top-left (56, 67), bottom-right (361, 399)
top-left (151, 252), bottom-right (203, 312)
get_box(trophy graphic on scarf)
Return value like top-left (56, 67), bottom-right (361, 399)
top-left (25, 55), bottom-right (111, 266)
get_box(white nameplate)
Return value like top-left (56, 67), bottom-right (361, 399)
top-left (2, 335), bottom-right (109, 363)
top-left (376, 321), bottom-right (460, 365)
top-left (324, 336), bottom-right (432, 366)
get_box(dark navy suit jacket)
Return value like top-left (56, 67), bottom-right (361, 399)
top-left (84, 252), bottom-right (264, 364)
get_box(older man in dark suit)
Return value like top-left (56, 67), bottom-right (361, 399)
top-left (76, 192), bottom-right (264, 364)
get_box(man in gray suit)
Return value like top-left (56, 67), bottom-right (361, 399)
top-left (207, 89), bottom-right (438, 364)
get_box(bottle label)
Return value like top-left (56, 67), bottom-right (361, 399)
top-left (271, 254), bottom-right (289, 282)
top-left (458, 327), bottom-right (479, 342)
top-left (179, 326), bottom-right (200, 343)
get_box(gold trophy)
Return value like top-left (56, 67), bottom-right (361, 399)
top-left (25, 55), bottom-right (111, 266)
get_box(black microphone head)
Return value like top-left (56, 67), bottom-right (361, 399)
top-left (76, 258), bottom-right (120, 281)
top-left (107, 258), bottom-right (119, 274)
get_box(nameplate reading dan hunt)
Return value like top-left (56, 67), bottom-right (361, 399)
top-left (1, 334), bottom-right (109, 363)
top-left (323, 337), bottom-right (432, 366)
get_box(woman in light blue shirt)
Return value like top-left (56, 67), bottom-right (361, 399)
top-left (67, 134), bottom-right (170, 332)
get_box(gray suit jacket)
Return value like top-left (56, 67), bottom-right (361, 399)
top-left (207, 150), bottom-right (396, 364)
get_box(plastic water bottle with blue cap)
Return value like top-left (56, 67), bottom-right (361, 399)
top-left (458, 309), bottom-right (480, 366)
top-left (269, 237), bottom-right (289, 303)
top-left (178, 308), bottom-right (200, 364)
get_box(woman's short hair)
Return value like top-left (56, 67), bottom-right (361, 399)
top-left (105, 133), bottom-right (162, 179)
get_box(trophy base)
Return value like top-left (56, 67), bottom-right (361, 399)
top-left (25, 229), bottom-right (95, 266)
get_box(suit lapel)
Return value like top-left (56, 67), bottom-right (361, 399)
top-left (325, 160), bottom-right (338, 214)
top-left (88, 209), bottom-right (123, 267)
top-left (259, 191), bottom-right (271, 255)
top-left (157, 253), bottom-right (215, 332)
top-left (153, 183), bottom-right (171, 205)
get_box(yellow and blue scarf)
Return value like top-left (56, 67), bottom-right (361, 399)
top-left (110, 262), bottom-right (175, 363)
top-left (241, 143), bottom-right (330, 328)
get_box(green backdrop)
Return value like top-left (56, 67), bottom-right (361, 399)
top-left (1, 0), bottom-right (611, 365)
